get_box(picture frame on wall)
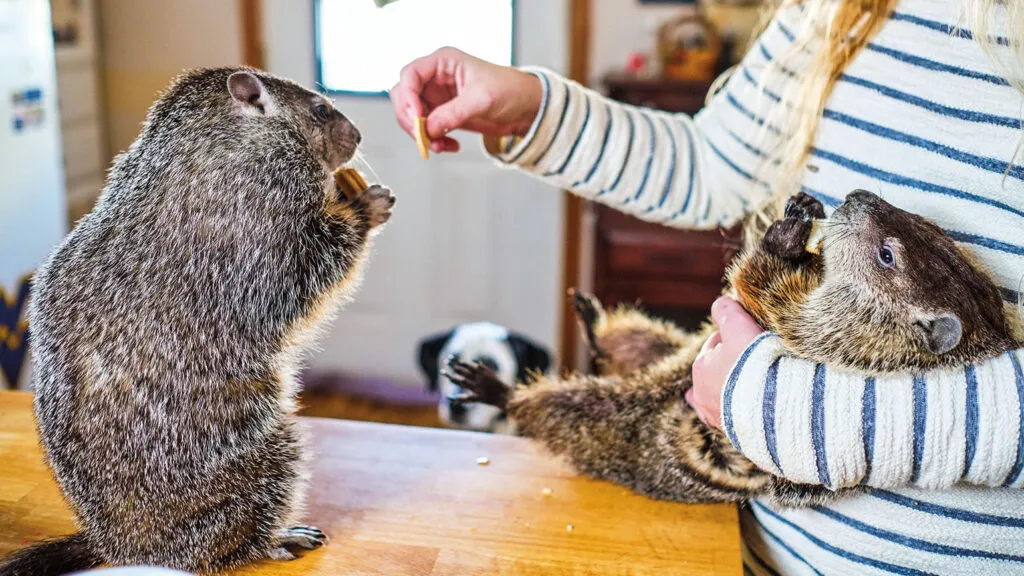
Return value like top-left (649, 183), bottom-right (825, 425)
top-left (50, 0), bottom-right (95, 65)
top-left (50, 0), bottom-right (82, 46)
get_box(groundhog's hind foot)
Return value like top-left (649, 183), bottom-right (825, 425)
top-left (268, 547), bottom-right (298, 562)
top-left (268, 525), bottom-right (328, 561)
top-left (443, 356), bottom-right (510, 409)
top-left (569, 289), bottom-right (607, 358)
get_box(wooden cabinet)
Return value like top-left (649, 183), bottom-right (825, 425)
top-left (592, 74), bottom-right (737, 331)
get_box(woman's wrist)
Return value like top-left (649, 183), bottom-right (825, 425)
top-left (513, 70), bottom-right (543, 129)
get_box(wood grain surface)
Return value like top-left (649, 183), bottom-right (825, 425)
top-left (0, 391), bottom-right (741, 575)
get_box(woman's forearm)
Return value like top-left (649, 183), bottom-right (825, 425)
top-left (485, 68), bottom-right (770, 231)
top-left (723, 335), bottom-right (1024, 490)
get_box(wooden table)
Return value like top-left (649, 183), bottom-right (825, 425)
top-left (0, 391), bottom-right (741, 575)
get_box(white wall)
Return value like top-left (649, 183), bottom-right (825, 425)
top-left (98, 0), bottom-right (243, 156)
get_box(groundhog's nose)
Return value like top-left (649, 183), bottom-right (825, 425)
top-left (343, 123), bottom-right (361, 146)
top-left (845, 189), bottom-right (880, 206)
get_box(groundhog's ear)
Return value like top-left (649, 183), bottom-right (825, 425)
top-left (227, 71), bottom-right (273, 115)
top-left (915, 313), bottom-right (963, 355)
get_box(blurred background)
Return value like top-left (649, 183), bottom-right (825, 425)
top-left (0, 0), bottom-right (763, 427)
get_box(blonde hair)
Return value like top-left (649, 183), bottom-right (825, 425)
top-left (733, 0), bottom-right (1024, 235)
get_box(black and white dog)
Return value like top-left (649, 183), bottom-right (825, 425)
top-left (417, 322), bottom-right (551, 434)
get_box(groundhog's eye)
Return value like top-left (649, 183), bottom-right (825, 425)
top-left (877, 245), bottom-right (896, 268)
top-left (313, 104), bottom-right (331, 122)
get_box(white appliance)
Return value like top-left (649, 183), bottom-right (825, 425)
top-left (0, 0), bottom-right (68, 390)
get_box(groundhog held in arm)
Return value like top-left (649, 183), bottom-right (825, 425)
top-left (446, 191), bottom-right (1017, 507)
top-left (0, 67), bottom-right (394, 576)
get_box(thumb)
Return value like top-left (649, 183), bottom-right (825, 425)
top-left (711, 297), bottom-right (764, 344)
top-left (425, 94), bottom-right (486, 139)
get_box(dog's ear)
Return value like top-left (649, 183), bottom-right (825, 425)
top-left (508, 332), bottom-right (552, 384)
top-left (418, 329), bottom-right (454, 393)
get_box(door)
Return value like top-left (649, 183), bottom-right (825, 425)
top-left (262, 0), bottom-right (568, 385)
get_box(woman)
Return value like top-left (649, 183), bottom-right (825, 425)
top-left (391, 1), bottom-right (1024, 573)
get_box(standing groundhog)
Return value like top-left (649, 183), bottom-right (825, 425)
top-left (446, 191), bottom-right (1017, 506)
top-left (0, 67), bottom-right (394, 575)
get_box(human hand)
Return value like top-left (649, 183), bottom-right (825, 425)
top-left (389, 47), bottom-right (543, 153)
top-left (687, 297), bottom-right (765, 430)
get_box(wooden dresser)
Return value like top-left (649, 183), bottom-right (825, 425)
top-left (592, 74), bottom-right (738, 331)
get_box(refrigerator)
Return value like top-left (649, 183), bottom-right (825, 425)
top-left (0, 0), bottom-right (68, 390)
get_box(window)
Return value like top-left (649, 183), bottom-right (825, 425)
top-left (315, 0), bottom-right (514, 94)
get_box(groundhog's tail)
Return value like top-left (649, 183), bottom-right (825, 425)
top-left (0, 533), bottom-right (102, 576)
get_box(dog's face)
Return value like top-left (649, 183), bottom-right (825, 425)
top-left (418, 322), bottom-right (551, 434)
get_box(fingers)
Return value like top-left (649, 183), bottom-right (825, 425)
top-left (391, 48), bottom-right (459, 138)
top-left (395, 52), bottom-right (443, 117)
top-left (684, 387), bottom-right (710, 426)
top-left (711, 297), bottom-right (764, 344)
top-left (431, 137), bottom-right (460, 153)
top-left (703, 330), bottom-right (723, 353)
top-left (425, 96), bottom-right (484, 140)
top-left (389, 87), bottom-right (416, 135)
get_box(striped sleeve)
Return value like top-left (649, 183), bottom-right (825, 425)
top-left (722, 335), bottom-right (1024, 490)
top-left (481, 67), bottom-right (771, 230)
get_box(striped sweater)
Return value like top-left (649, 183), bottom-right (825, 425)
top-left (484, 1), bottom-right (1024, 573)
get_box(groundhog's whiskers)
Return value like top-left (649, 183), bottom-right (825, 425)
top-left (820, 221), bottom-right (852, 253)
top-left (348, 149), bottom-right (382, 185)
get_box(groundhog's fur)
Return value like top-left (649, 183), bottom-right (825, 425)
top-left (446, 191), bottom-right (1017, 507)
top-left (0, 67), bottom-right (394, 576)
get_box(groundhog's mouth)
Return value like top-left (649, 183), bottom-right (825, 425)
top-left (326, 143), bottom-right (359, 174)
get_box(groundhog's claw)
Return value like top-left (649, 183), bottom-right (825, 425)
top-left (443, 355), bottom-right (510, 409)
top-left (784, 192), bottom-right (825, 221)
top-left (361, 184), bottom-right (395, 228)
top-left (569, 289), bottom-right (602, 326)
top-left (272, 525), bottom-right (328, 560)
top-left (569, 289), bottom-right (607, 359)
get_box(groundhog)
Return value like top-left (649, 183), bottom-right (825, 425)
top-left (0, 67), bottom-right (394, 576)
top-left (445, 191), bottom-right (1017, 507)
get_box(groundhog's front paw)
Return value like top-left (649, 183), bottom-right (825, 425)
top-left (763, 218), bottom-right (814, 261)
top-left (269, 525), bottom-right (328, 561)
top-left (360, 184), bottom-right (395, 228)
top-left (762, 193), bottom-right (824, 260)
top-left (443, 356), bottom-right (510, 409)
